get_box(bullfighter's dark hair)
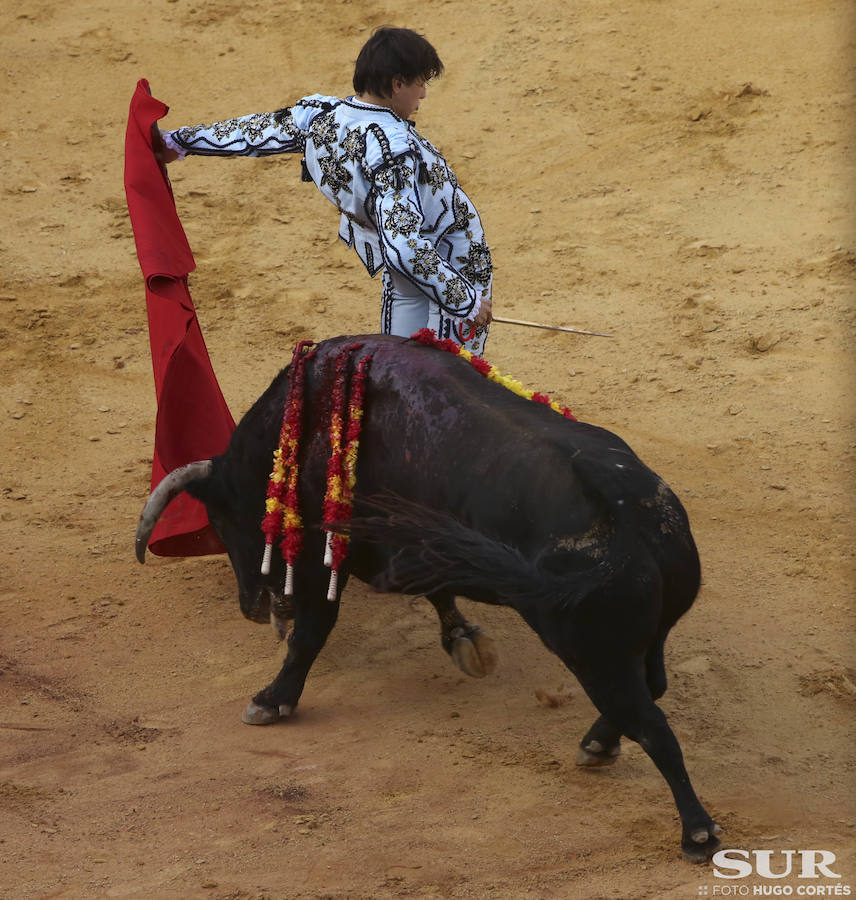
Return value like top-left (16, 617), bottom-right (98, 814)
top-left (352, 27), bottom-right (444, 98)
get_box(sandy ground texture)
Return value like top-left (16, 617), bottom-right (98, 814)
top-left (1, 0), bottom-right (855, 897)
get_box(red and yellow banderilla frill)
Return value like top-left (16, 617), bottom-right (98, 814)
top-left (261, 341), bottom-right (373, 601)
top-left (322, 345), bottom-right (372, 600)
top-left (260, 340), bottom-right (316, 595)
top-left (261, 331), bottom-right (573, 603)
top-left (409, 328), bottom-right (576, 420)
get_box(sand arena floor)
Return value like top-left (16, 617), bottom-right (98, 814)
top-left (1, 0), bottom-right (854, 896)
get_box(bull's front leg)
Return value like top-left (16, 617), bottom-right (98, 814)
top-left (243, 568), bottom-right (343, 725)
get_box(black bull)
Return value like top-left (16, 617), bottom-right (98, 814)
top-left (136, 333), bottom-right (721, 862)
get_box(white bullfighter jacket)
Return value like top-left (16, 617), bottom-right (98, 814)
top-left (163, 95), bottom-right (492, 335)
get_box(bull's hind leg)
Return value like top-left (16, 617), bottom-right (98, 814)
top-left (576, 714), bottom-right (622, 767)
top-left (574, 657), bottom-right (720, 862)
top-left (576, 637), bottom-right (668, 767)
top-left (644, 635), bottom-right (670, 704)
top-left (243, 568), bottom-right (342, 725)
top-left (426, 591), bottom-right (498, 678)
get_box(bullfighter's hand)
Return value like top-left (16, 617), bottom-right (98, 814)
top-left (471, 294), bottom-right (493, 329)
top-left (151, 127), bottom-right (179, 165)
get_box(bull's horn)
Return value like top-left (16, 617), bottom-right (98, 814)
top-left (135, 460), bottom-right (213, 563)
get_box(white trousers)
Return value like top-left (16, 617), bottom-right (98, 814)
top-left (380, 268), bottom-right (489, 357)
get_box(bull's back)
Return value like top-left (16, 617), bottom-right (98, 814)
top-left (240, 335), bottom-right (699, 611)
top-left (333, 338), bottom-right (602, 553)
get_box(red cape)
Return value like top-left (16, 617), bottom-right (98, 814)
top-left (124, 78), bottom-right (235, 557)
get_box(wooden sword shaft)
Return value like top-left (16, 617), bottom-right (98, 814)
top-left (492, 315), bottom-right (612, 337)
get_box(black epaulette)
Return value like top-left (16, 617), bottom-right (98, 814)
top-left (303, 98), bottom-right (334, 112)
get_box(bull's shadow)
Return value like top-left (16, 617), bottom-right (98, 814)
top-left (136, 333), bottom-right (720, 862)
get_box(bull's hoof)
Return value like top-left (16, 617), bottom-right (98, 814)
top-left (241, 701), bottom-right (294, 725)
top-left (242, 701), bottom-right (279, 725)
top-left (575, 739), bottom-right (621, 767)
top-left (681, 823), bottom-right (723, 863)
top-left (450, 626), bottom-right (498, 678)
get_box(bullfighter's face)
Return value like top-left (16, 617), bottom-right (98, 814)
top-left (389, 76), bottom-right (428, 120)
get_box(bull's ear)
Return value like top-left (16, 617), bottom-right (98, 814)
top-left (185, 476), bottom-right (230, 515)
top-left (183, 459), bottom-right (228, 509)
top-left (184, 473), bottom-right (214, 503)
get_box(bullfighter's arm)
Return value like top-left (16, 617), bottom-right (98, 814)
top-left (372, 156), bottom-right (484, 322)
top-left (160, 95), bottom-right (336, 159)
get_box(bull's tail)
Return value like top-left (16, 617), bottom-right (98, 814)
top-left (342, 495), bottom-right (607, 614)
